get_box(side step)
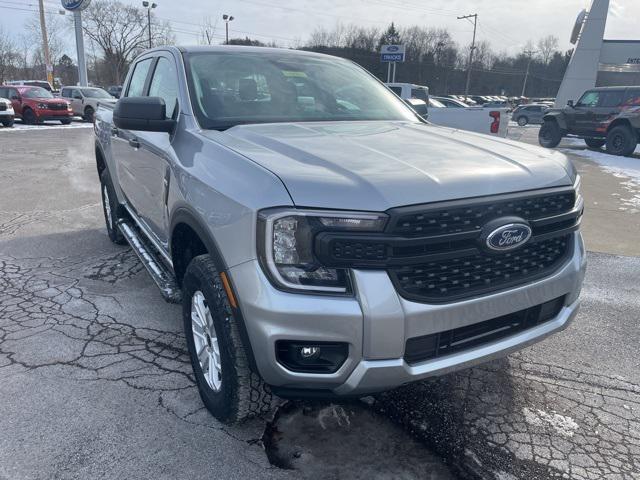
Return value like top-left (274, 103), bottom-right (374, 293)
top-left (117, 219), bottom-right (182, 304)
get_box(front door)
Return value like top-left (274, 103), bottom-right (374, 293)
top-left (571, 90), bottom-right (600, 135)
top-left (70, 88), bottom-right (84, 116)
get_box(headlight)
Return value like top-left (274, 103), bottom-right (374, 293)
top-left (258, 209), bottom-right (388, 294)
top-left (574, 175), bottom-right (582, 201)
top-left (37, 103), bottom-right (48, 109)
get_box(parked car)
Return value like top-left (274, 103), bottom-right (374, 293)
top-left (388, 83), bottom-right (509, 137)
top-left (433, 96), bottom-right (469, 108)
top-left (60, 86), bottom-right (117, 122)
top-left (512, 104), bottom-right (550, 126)
top-left (0, 97), bottom-right (15, 127)
top-left (5, 80), bottom-right (54, 92)
top-left (107, 85), bottom-right (123, 98)
top-left (539, 86), bottom-right (640, 156)
top-left (96, 46), bottom-right (585, 424)
top-left (0, 85), bottom-right (73, 125)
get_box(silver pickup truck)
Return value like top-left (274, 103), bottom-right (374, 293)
top-left (95, 46), bottom-right (586, 424)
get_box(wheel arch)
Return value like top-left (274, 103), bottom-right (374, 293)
top-left (542, 113), bottom-right (566, 130)
top-left (169, 206), bottom-right (259, 373)
top-left (607, 118), bottom-right (633, 133)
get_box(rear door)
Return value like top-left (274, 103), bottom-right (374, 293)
top-left (70, 88), bottom-right (84, 115)
top-left (594, 89), bottom-right (625, 135)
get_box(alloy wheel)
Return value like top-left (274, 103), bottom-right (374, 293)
top-left (191, 291), bottom-right (222, 391)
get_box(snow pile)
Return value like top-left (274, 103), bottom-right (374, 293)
top-left (523, 407), bottom-right (579, 437)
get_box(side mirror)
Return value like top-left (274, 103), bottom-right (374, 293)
top-left (567, 100), bottom-right (574, 108)
top-left (74, 95), bottom-right (83, 100)
top-left (114, 96), bottom-right (176, 133)
top-left (10, 95), bottom-right (20, 101)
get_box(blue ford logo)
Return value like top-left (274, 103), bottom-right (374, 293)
top-left (61, 0), bottom-right (91, 11)
top-left (486, 223), bottom-right (532, 251)
top-left (388, 46), bottom-right (399, 52)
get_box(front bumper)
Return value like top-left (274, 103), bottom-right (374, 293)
top-left (230, 232), bottom-right (586, 396)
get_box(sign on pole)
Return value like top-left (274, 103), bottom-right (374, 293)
top-left (380, 45), bottom-right (406, 63)
top-left (61, 0), bottom-right (91, 86)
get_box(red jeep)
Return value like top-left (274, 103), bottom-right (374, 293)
top-left (0, 85), bottom-right (73, 125)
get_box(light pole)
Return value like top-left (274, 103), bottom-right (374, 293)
top-left (142, 1), bottom-right (157, 49)
top-left (521, 50), bottom-right (538, 98)
top-left (222, 14), bottom-right (234, 45)
top-left (457, 13), bottom-right (478, 102)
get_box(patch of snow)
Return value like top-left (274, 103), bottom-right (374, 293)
top-left (560, 146), bottom-right (640, 185)
top-left (0, 121), bottom-right (92, 132)
top-left (523, 407), bottom-right (579, 437)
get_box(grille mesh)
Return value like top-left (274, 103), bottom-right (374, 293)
top-left (48, 103), bottom-right (68, 111)
top-left (391, 192), bottom-right (575, 237)
top-left (390, 236), bottom-right (570, 302)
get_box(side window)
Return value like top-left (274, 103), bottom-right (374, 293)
top-left (71, 89), bottom-right (82, 99)
top-left (623, 89), bottom-right (640, 107)
top-left (0, 87), bottom-right (6, 98)
top-left (599, 90), bottom-right (625, 108)
top-left (126, 58), bottom-right (153, 97)
top-left (577, 91), bottom-right (600, 108)
top-left (9, 88), bottom-right (19, 99)
top-left (148, 57), bottom-right (179, 118)
top-left (389, 86), bottom-right (402, 96)
top-left (60, 88), bottom-right (69, 98)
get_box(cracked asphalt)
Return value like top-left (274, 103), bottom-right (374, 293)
top-left (1, 125), bottom-right (639, 480)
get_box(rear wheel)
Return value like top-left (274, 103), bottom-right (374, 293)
top-left (182, 255), bottom-right (274, 424)
top-left (539, 120), bottom-right (562, 148)
top-left (83, 106), bottom-right (95, 123)
top-left (22, 108), bottom-right (37, 125)
top-left (606, 126), bottom-right (637, 157)
top-left (585, 138), bottom-right (606, 149)
top-left (517, 116), bottom-right (528, 126)
top-left (100, 169), bottom-right (126, 245)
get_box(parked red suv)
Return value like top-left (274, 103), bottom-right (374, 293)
top-left (0, 85), bottom-right (73, 125)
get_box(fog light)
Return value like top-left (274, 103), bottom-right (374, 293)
top-left (276, 341), bottom-right (348, 374)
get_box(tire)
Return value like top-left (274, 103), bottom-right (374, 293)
top-left (182, 255), bottom-right (274, 424)
top-left (517, 116), bottom-right (528, 126)
top-left (22, 108), bottom-right (37, 125)
top-left (606, 126), bottom-right (638, 157)
top-left (61, 119), bottom-right (72, 125)
top-left (83, 106), bottom-right (95, 123)
top-left (585, 138), bottom-right (606, 149)
top-left (2, 119), bottom-right (14, 128)
top-left (99, 169), bottom-right (126, 245)
top-left (539, 120), bottom-right (563, 148)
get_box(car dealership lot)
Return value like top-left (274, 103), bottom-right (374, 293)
top-left (0, 125), bottom-right (638, 480)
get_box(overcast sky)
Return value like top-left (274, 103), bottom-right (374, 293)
top-left (1, 0), bottom-right (639, 59)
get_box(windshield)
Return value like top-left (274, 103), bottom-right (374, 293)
top-left (184, 51), bottom-right (417, 129)
top-left (22, 87), bottom-right (54, 99)
top-left (82, 88), bottom-right (113, 99)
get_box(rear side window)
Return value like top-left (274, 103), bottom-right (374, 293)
top-left (623, 89), bottom-right (640, 107)
top-left (61, 88), bottom-right (70, 97)
top-left (148, 57), bottom-right (179, 118)
top-left (126, 58), bottom-right (153, 97)
top-left (599, 90), bottom-right (625, 108)
top-left (577, 91), bottom-right (599, 107)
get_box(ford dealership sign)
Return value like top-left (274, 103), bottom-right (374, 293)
top-left (61, 0), bottom-right (91, 11)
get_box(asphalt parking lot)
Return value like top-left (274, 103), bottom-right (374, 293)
top-left (0, 123), bottom-right (639, 480)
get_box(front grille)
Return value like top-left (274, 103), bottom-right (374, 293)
top-left (404, 296), bottom-right (565, 365)
top-left (388, 191), bottom-right (575, 237)
top-left (389, 236), bottom-right (570, 303)
top-left (48, 103), bottom-right (68, 111)
top-left (314, 187), bottom-right (581, 303)
top-left (0, 103), bottom-right (7, 112)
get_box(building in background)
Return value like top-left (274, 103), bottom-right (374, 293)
top-left (555, 0), bottom-right (640, 107)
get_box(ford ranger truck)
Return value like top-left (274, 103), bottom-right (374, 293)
top-left (94, 46), bottom-right (586, 424)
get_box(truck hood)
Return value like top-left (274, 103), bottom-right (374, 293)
top-left (210, 121), bottom-right (575, 211)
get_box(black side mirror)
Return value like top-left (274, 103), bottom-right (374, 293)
top-left (74, 95), bottom-right (83, 100)
top-left (567, 100), bottom-right (574, 108)
top-left (114, 96), bottom-right (176, 133)
top-left (11, 95), bottom-right (20, 101)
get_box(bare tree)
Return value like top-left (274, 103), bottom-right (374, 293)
top-left (537, 35), bottom-right (559, 65)
top-left (25, 11), bottom-right (68, 79)
top-left (81, 0), bottom-right (174, 84)
top-left (198, 16), bottom-right (217, 45)
top-left (0, 27), bottom-right (18, 84)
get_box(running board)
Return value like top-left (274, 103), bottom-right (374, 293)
top-left (117, 219), bottom-right (182, 304)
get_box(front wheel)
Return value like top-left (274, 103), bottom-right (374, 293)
top-left (182, 255), bottom-right (274, 424)
top-left (1, 119), bottom-right (14, 128)
top-left (539, 121), bottom-right (562, 148)
top-left (60, 119), bottom-right (72, 125)
top-left (517, 116), bottom-right (528, 126)
top-left (100, 169), bottom-right (126, 245)
top-left (585, 138), bottom-right (605, 149)
top-left (83, 107), bottom-right (95, 123)
top-left (606, 126), bottom-right (637, 157)
top-left (22, 109), bottom-right (37, 125)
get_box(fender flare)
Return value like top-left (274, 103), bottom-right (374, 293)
top-left (169, 206), bottom-right (260, 373)
top-left (542, 112), bottom-right (567, 130)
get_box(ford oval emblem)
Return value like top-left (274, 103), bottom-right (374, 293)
top-left (388, 46), bottom-right (399, 52)
top-left (486, 223), bottom-right (532, 251)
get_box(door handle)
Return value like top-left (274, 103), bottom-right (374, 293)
top-left (129, 138), bottom-right (140, 149)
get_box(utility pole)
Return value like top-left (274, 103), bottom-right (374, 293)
top-left (457, 13), bottom-right (477, 102)
top-left (38, 0), bottom-right (53, 86)
top-left (521, 49), bottom-right (538, 98)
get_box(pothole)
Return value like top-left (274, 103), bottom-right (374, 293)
top-left (261, 399), bottom-right (455, 479)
